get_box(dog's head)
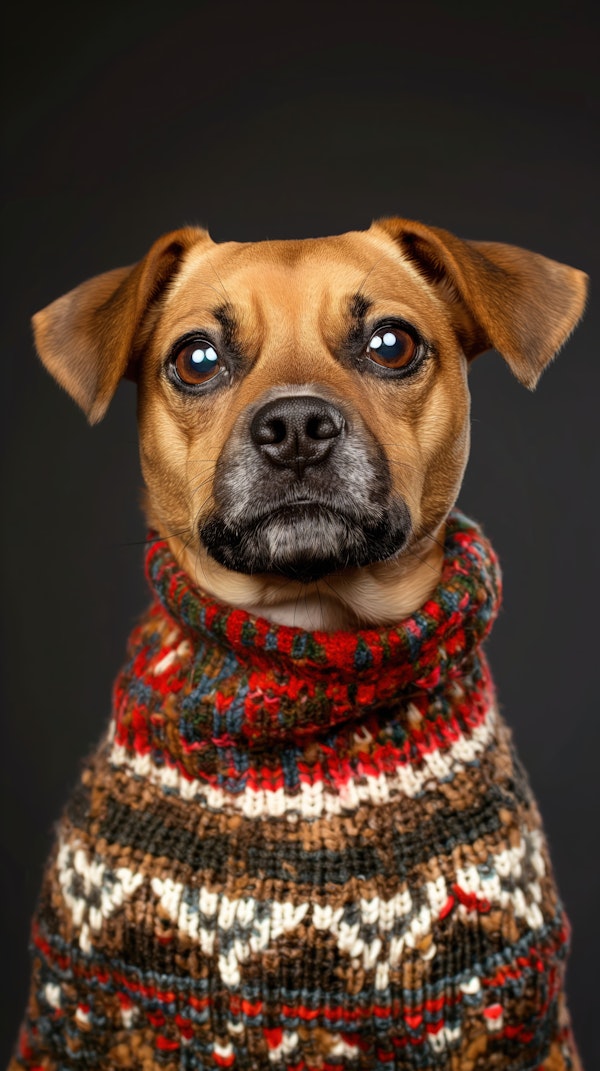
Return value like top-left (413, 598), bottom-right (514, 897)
top-left (34, 219), bottom-right (587, 628)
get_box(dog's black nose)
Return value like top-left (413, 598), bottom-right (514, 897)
top-left (250, 395), bottom-right (345, 476)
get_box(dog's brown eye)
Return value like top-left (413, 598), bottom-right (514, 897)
top-left (366, 327), bottom-right (417, 369)
top-left (173, 341), bottom-right (222, 385)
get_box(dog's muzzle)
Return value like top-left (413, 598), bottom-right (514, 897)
top-left (200, 393), bottom-right (411, 581)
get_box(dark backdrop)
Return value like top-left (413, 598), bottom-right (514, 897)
top-left (2, 0), bottom-right (598, 1064)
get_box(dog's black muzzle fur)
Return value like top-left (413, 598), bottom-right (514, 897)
top-left (200, 393), bottom-right (412, 582)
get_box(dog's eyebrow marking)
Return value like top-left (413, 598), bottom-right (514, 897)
top-left (212, 304), bottom-right (239, 349)
top-left (345, 292), bottom-right (373, 347)
top-left (349, 293), bottom-right (373, 321)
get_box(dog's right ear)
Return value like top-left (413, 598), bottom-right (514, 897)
top-left (33, 226), bottom-right (210, 424)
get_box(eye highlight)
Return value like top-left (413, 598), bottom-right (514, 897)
top-left (172, 340), bottom-right (223, 386)
top-left (366, 326), bottom-right (418, 370)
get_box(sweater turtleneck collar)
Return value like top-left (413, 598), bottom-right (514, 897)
top-left (112, 509), bottom-right (501, 777)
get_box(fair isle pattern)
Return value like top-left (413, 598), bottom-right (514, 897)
top-left (13, 511), bottom-right (580, 1071)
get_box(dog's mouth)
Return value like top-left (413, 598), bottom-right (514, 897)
top-left (200, 496), bottom-right (411, 582)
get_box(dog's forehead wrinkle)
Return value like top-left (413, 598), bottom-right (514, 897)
top-left (177, 236), bottom-right (391, 305)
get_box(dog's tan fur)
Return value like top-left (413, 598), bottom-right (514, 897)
top-left (33, 219), bottom-right (587, 630)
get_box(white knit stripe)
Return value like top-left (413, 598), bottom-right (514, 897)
top-left (266, 1032), bottom-right (301, 1063)
top-left (454, 828), bottom-right (547, 930)
top-left (429, 1024), bottom-right (462, 1052)
top-left (51, 823), bottom-right (546, 983)
top-left (56, 839), bottom-right (144, 953)
top-left (267, 1032), bottom-right (357, 1063)
top-left (108, 703), bottom-right (497, 819)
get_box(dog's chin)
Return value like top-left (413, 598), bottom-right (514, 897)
top-left (200, 501), bottom-right (411, 583)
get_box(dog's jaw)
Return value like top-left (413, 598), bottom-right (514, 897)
top-left (167, 520), bottom-right (445, 631)
top-left (199, 497), bottom-right (412, 583)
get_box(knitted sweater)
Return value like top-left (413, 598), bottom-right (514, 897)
top-left (13, 511), bottom-right (580, 1071)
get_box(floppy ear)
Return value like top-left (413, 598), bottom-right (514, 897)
top-left (373, 217), bottom-right (588, 389)
top-left (32, 226), bottom-right (209, 424)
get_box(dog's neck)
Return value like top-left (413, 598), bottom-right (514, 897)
top-left (167, 526), bottom-right (446, 631)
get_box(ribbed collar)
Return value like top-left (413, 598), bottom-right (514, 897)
top-left (137, 510), bottom-right (501, 744)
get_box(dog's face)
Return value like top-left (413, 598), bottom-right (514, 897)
top-left (34, 219), bottom-right (587, 629)
top-left (137, 227), bottom-right (473, 628)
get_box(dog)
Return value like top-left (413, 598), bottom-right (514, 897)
top-left (13, 218), bottom-right (587, 1071)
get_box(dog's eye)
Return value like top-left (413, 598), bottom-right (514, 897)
top-left (173, 341), bottom-right (222, 385)
top-left (366, 327), bottom-right (417, 369)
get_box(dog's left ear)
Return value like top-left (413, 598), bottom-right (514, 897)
top-left (33, 226), bottom-right (209, 423)
top-left (373, 217), bottom-right (588, 389)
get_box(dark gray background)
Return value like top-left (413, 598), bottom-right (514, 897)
top-left (2, 0), bottom-right (598, 1064)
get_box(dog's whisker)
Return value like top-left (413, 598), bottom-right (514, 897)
top-left (189, 518), bottom-right (210, 582)
top-left (318, 576), bottom-right (350, 623)
top-left (379, 451), bottom-right (426, 466)
top-left (385, 459), bottom-right (427, 475)
top-left (403, 546), bottom-right (442, 575)
top-left (207, 255), bottom-right (234, 305)
top-left (314, 581), bottom-right (325, 628)
top-left (193, 492), bottom-right (217, 518)
top-left (183, 522), bottom-right (201, 574)
top-left (319, 576), bottom-right (338, 599)
top-left (116, 528), bottom-right (193, 548)
top-left (293, 583), bottom-right (304, 629)
top-left (355, 251), bottom-right (390, 298)
top-left (189, 475), bottom-right (215, 497)
top-left (418, 528), bottom-right (447, 552)
top-left (191, 280), bottom-right (233, 302)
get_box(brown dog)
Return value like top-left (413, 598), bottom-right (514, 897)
top-left (14, 219), bottom-right (587, 1071)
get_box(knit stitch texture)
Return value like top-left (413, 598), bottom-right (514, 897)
top-left (12, 511), bottom-right (580, 1070)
